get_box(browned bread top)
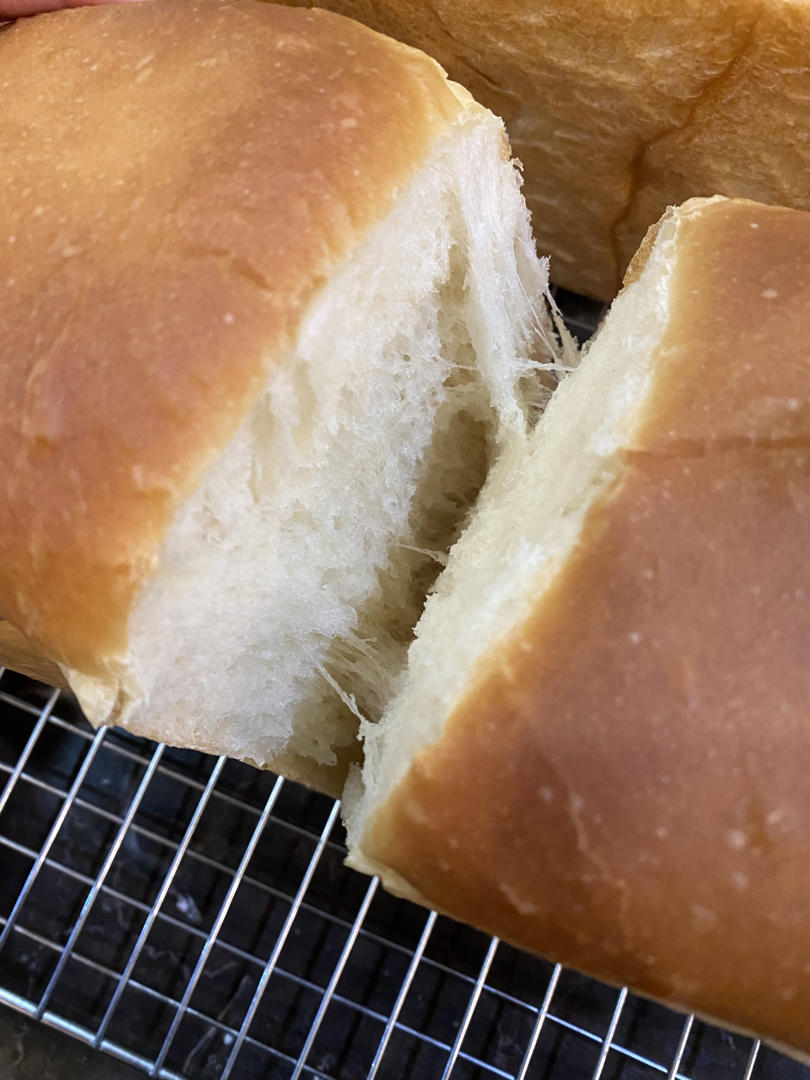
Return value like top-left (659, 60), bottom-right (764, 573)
top-left (359, 199), bottom-right (810, 1053)
top-left (0, 0), bottom-right (466, 674)
top-left (284, 0), bottom-right (810, 299)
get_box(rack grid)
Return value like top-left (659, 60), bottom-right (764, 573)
top-left (0, 290), bottom-right (807, 1080)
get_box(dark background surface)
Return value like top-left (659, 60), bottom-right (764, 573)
top-left (0, 1008), bottom-right (143, 1080)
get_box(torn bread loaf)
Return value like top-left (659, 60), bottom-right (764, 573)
top-left (0, 0), bottom-right (550, 794)
top-left (347, 197), bottom-right (810, 1060)
top-left (284, 0), bottom-right (810, 301)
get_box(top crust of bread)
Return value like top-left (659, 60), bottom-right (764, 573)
top-left (284, 0), bottom-right (810, 299)
top-left (0, 0), bottom-right (472, 676)
top-left (356, 199), bottom-right (810, 1054)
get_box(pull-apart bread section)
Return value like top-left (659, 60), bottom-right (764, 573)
top-left (0, 0), bottom-right (550, 794)
top-left (347, 197), bottom-right (810, 1060)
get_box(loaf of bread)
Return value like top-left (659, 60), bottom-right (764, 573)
top-left (346, 197), bottom-right (810, 1062)
top-left (5, 0), bottom-right (809, 1060)
top-left (284, 0), bottom-right (810, 301)
top-left (0, 0), bottom-right (551, 794)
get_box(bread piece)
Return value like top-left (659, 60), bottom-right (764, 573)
top-left (347, 197), bottom-right (810, 1058)
top-left (0, 621), bottom-right (67, 689)
top-left (0, 0), bottom-right (550, 793)
top-left (284, 0), bottom-right (810, 300)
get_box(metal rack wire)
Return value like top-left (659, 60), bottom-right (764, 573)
top-left (0, 291), bottom-right (807, 1080)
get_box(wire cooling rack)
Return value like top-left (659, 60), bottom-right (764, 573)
top-left (0, 291), bottom-right (808, 1080)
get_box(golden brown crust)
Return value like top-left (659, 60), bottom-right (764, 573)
top-left (0, 0), bottom-right (467, 676)
top-left (615, 1), bottom-right (810, 281)
top-left (363, 199), bottom-right (810, 1053)
top-left (0, 621), bottom-right (67, 687)
top-left (284, 0), bottom-right (810, 299)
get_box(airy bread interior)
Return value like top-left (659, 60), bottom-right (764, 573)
top-left (67, 113), bottom-right (552, 792)
top-left (346, 206), bottom-right (681, 860)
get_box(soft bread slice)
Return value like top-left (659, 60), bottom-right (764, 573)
top-left (347, 197), bottom-right (810, 1058)
top-left (0, 0), bottom-right (550, 793)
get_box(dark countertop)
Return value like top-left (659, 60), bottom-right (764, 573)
top-left (0, 1007), bottom-right (143, 1080)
